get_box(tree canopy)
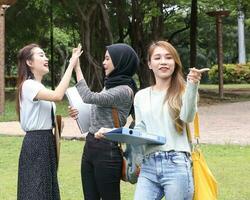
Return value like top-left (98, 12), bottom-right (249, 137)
top-left (4, 0), bottom-right (250, 90)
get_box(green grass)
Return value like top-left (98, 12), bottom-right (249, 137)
top-left (200, 83), bottom-right (250, 90)
top-left (202, 145), bottom-right (250, 199)
top-left (0, 99), bottom-right (69, 122)
top-left (0, 136), bottom-right (250, 200)
top-left (198, 84), bottom-right (250, 105)
top-left (0, 136), bottom-right (135, 200)
top-left (0, 100), bottom-right (17, 121)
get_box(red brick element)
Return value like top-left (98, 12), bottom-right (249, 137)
top-left (0, 6), bottom-right (5, 114)
top-left (0, 0), bottom-right (16, 5)
top-left (206, 11), bottom-right (230, 99)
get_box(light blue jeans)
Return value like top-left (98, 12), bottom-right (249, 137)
top-left (134, 151), bottom-right (194, 200)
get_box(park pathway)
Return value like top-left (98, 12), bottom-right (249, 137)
top-left (1, 101), bottom-right (250, 145)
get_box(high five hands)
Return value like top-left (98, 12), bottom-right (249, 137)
top-left (187, 67), bottom-right (209, 84)
top-left (70, 43), bottom-right (83, 67)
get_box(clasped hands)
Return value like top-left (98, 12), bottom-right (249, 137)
top-left (69, 44), bottom-right (83, 68)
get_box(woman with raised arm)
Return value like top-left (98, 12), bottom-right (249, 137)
top-left (16, 43), bottom-right (82, 200)
top-left (69, 43), bottom-right (139, 200)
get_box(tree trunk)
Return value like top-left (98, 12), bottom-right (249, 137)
top-left (151, 0), bottom-right (164, 40)
top-left (130, 0), bottom-right (150, 89)
top-left (0, 6), bottom-right (5, 115)
top-left (190, 0), bottom-right (197, 68)
top-left (60, 0), bottom-right (109, 91)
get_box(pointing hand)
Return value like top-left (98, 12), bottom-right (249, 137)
top-left (187, 67), bottom-right (209, 83)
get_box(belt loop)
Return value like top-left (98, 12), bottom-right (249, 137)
top-left (164, 151), bottom-right (167, 159)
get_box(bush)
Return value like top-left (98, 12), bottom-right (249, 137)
top-left (5, 76), bottom-right (17, 87)
top-left (208, 63), bottom-right (250, 84)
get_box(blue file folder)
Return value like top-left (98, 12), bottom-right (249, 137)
top-left (105, 128), bottom-right (166, 145)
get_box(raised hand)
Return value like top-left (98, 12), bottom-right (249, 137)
top-left (69, 43), bottom-right (83, 68)
top-left (187, 67), bottom-right (209, 83)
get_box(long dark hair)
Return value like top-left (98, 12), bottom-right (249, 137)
top-left (16, 43), bottom-right (39, 121)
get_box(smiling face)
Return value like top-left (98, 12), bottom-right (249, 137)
top-left (148, 46), bottom-right (175, 81)
top-left (103, 50), bottom-right (115, 76)
top-left (26, 47), bottom-right (49, 77)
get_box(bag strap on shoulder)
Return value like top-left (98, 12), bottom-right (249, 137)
top-left (112, 107), bottom-right (120, 128)
top-left (111, 107), bottom-right (123, 150)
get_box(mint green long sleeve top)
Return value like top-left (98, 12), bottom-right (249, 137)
top-left (134, 81), bottom-right (198, 155)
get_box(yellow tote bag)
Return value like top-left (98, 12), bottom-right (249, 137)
top-left (192, 148), bottom-right (218, 200)
top-left (188, 113), bottom-right (218, 200)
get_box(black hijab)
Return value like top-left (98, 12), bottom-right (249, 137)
top-left (104, 43), bottom-right (139, 95)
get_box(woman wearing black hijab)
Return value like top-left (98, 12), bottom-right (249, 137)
top-left (69, 43), bottom-right (139, 200)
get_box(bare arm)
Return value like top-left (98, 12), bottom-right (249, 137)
top-left (75, 60), bottom-right (84, 82)
top-left (71, 46), bottom-right (84, 82)
top-left (35, 44), bottom-right (83, 102)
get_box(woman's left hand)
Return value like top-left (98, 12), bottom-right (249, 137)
top-left (70, 44), bottom-right (83, 67)
top-left (94, 127), bottom-right (112, 139)
top-left (187, 67), bottom-right (209, 84)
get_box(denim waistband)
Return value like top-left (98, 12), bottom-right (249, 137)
top-left (145, 150), bottom-right (190, 159)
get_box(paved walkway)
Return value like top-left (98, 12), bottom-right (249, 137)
top-left (1, 101), bottom-right (250, 145)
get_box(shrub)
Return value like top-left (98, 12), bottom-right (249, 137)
top-left (208, 63), bottom-right (250, 84)
top-left (5, 76), bottom-right (17, 87)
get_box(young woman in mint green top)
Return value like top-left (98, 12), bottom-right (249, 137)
top-left (133, 41), bottom-right (208, 200)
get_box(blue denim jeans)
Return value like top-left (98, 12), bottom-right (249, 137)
top-left (134, 151), bottom-right (194, 200)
